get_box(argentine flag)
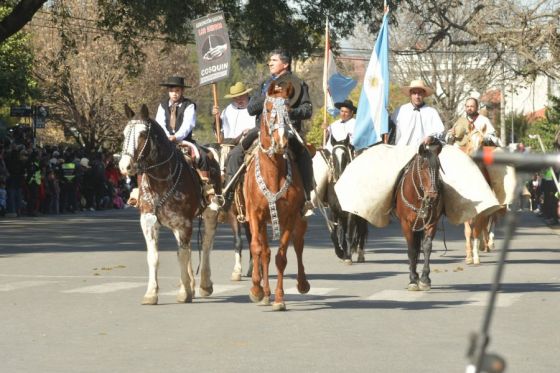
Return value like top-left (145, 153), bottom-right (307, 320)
top-left (353, 11), bottom-right (390, 150)
top-left (324, 49), bottom-right (357, 116)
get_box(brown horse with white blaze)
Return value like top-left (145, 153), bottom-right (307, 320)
top-left (243, 81), bottom-right (310, 311)
top-left (394, 141), bottom-right (444, 291)
top-left (119, 104), bottom-right (219, 305)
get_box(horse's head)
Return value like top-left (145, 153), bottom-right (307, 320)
top-left (259, 81), bottom-right (293, 155)
top-left (119, 104), bottom-right (152, 176)
top-left (417, 141), bottom-right (443, 201)
top-left (330, 138), bottom-right (353, 181)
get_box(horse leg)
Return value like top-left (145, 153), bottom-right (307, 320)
top-left (403, 227), bottom-right (420, 291)
top-left (199, 208), bottom-right (218, 297)
top-left (292, 215), bottom-right (310, 295)
top-left (140, 213), bottom-right (160, 305)
top-left (243, 222), bottom-right (254, 277)
top-left (487, 215), bottom-right (495, 251)
top-left (174, 227), bottom-right (194, 303)
top-left (228, 210), bottom-right (243, 281)
top-left (419, 230), bottom-right (435, 291)
top-left (480, 215), bottom-right (491, 253)
top-left (330, 217), bottom-right (345, 260)
top-left (356, 217), bottom-right (367, 263)
top-left (342, 213), bottom-right (352, 264)
top-left (248, 219), bottom-right (266, 304)
top-left (464, 222), bottom-right (474, 265)
top-left (272, 229), bottom-right (292, 311)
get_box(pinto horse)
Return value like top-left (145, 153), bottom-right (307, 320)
top-left (243, 81), bottom-right (310, 311)
top-left (321, 138), bottom-right (368, 263)
top-left (394, 142), bottom-right (444, 291)
top-left (119, 104), bottom-right (219, 305)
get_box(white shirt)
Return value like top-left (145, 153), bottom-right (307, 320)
top-left (155, 100), bottom-right (196, 142)
top-left (391, 103), bottom-right (445, 146)
top-left (471, 114), bottom-right (496, 135)
top-left (221, 103), bottom-right (256, 139)
top-left (325, 118), bottom-right (355, 151)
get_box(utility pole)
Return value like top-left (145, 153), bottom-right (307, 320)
top-left (500, 61), bottom-right (506, 145)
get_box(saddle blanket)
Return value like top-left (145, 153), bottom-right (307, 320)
top-left (334, 144), bottom-right (502, 227)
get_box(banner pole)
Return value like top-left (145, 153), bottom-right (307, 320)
top-left (322, 17), bottom-right (329, 147)
top-left (212, 83), bottom-right (222, 144)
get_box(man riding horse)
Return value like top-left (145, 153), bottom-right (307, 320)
top-left (223, 48), bottom-right (315, 216)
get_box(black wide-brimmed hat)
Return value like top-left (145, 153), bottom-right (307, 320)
top-left (334, 99), bottom-right (357, 113)
top-left (160, 76), bottom-right (190, 88)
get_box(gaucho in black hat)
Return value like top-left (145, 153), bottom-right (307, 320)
top-left (324, 99), bottom-right (357, 152)
top-left (155, 76), bottom-right (212, 181)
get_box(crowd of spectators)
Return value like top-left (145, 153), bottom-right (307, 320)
top-left (0, 126), bottom-right (133, 218)
top-left (526, 170), bottom-right (560, 225)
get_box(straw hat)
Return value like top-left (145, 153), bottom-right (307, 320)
top-left (401, 79), bottom-right (434, 96)
top-left (224, 82), bottom-right (252, 98)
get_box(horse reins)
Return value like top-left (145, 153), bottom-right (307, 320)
top-left (255, 95), bottom-right (293, 240)
top-left (399, 153), bottom-right (441, 232)
top-left (122, 120), bottom-right (183, 214)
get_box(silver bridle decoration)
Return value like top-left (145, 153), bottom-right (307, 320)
top-left (121, 119), bottom-right (182, 215)
top-left (255, 95), bottom-right (293, 240)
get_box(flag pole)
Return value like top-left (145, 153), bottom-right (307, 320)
top-left (212, 83), bottom-right (222, 144)
top-left (322, 16), bottom-right (329, 147)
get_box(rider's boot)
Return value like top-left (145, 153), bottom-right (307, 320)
top-left (199, 170), bottom-right (219, 211)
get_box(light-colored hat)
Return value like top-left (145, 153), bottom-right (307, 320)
top-left (80, 157), bottom-right (91, 168)
top-left (224, 82), bottom-right (252, 99)
top-left (402, 79), bottom-right (434, 97)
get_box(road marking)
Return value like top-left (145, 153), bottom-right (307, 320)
top-left (467, 292), bottom-right (523, 307)
top-left (366, 290), bottom-right (426, 301)
top-left (0, 280), bottom-right (57, 292)
top-left (160, 284), bottom-right (244, 296)
top-left (63, 282), bottom-right (145, 294)
top-left (284, 287), bottom-right (336, 296)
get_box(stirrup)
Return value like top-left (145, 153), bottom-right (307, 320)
top-left (302, 200), bottom-right (315, 217)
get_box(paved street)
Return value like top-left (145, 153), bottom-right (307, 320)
top-left (1, 208), bottom-right (559, 373)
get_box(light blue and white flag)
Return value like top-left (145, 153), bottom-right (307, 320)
top-left (353, 11), bottom-right (390, 150)
top-left (323, 19), bottom-right (357, 117)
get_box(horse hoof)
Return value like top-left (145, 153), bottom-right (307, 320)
top-left (407, 283), bottom-right (420, 291)
top-left (343, 258), bottom-right (353, 265)
top-left (272, 302), bottom-right (286, 311)
top-left (259, 295), bottom-right (271, 306)
top-left (419, 282), bottom-right (431, 291)
top-left (465, 257), bottom-right (473, 265)
top-left (249, 288), bottom-right (264, 303)
top-left (297, 280), bottom-right (310, 294)
top-left (357, 255), bottom-right (365, 263)
top-left (141, 295), bottom-right (158, 305)
top-left (473, 258), bottom-right (481, 266)
top-left (231, 271), bottom-right (242, 281)
top-left (199, 285), bottom-right (213, 297)
top-left (176, 292), bottom-right (193, 303)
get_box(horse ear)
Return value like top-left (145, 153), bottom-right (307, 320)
top-left (140, 104), bottom-right (150, 119)
top-left (267, 81), bottom-right (277, 96)
top-left (124, 104), bottom-right (134, 119)
top-left (285, 82), bottom-right (294, 99)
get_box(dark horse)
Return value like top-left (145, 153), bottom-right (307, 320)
top-left (394, 141), bottom-right (444, 291)
top-left (119, 104), bottom-right (220, 305)
top-left (206, 143), bottom-right (251, 281)
top-left (244, 81), bottom-right (310, 311)
top-left (322, 137), bottom-right (368, 264)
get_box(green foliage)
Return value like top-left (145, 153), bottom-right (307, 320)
top-left (0, 6), bottom-right (38, 106)
top-left (522, 95), bottom-right (560, 152)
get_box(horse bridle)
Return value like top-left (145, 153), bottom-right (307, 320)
top-left (121, 119), bottom-right (183, 213)
top-left (259, 96), bottom-right (291, 157)
top-left (255, 95), bottom-right (293, 240)
top-left (399, 152), bottom-right (441, 232)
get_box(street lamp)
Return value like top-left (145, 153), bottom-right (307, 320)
top-left (529, 134), bottom-right (560, 194)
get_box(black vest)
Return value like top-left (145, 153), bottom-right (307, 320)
top-left (160, 97), bottom-right (196, 141)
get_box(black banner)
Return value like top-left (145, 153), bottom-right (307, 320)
top-left (192, 12), bottom-right (231, 86)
